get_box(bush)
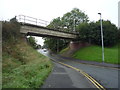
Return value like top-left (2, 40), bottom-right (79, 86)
top-left (27, 36), bottom-right (37, 49)
top-left (2, 18), bottom-right (21, 42)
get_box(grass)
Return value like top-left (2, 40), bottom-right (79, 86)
top-left (73, 45), bottom-right (118, 64)
top-left (59, 47), bottom-right (69, 54)
top-left (2, 21), bottom-right (53, 88)
top-left (2, 40), bottom-right (53, 88)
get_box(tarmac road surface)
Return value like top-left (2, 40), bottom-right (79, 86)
top-left (38, 49), bottom-right (119, 89)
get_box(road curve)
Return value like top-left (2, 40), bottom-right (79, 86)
top-left (39, 50), bottom-right (105, 90)
top-left (38, 49), bottom-right (119, 89)
top-left (52, 55), bottom-right (119, 88)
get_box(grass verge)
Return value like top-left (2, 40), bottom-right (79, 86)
top-left (73, 45), bottom-right (118, 64)
top-left (59, 47), bottom-right (69, 54)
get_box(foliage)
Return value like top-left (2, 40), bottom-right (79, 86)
top-left (44, 38), bottom-right (69, 53)
top-left (47, 8), bottom-right (89, 32)
top-left (77, 20), bottom-right (118, 46)
top-left (3, 42), bottom-right (53, 88)
top-left (118, 28), bottom-right (120, 42)
top-left (27, 36), bottom-right (37, 49)
top-left (47, 17), bottom-right (63, 30)
top-left (2, 18), bottom-right (53, 88)
top-left (2, 19), bottom-right (21, 43)
top-left (101, 21), bottom-right (118, 46)
top-left (59, 47), bottom-right (69, 54)
top-left (73, 45), bottom-right (118, 64)
top-left (61, 8), bottom-right (89, 31)
top-left (36, 44), bottom-right (41, 49)
top-left (2, 20), bottom-right (24, 64)
top-left (76, 23), bottom-right (91, 42)
top-left (45, 8), bottom-right (89, 52)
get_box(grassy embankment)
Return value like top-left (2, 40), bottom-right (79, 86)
top-left (2, 21), bottom-right (53, 88)
top-left (59, 47), bottom-right (69, 54)
top-left (60, 45), bottom-right (118, 64)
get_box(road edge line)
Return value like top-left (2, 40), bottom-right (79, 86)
top-left (51, 59), bottom-right (106, 90)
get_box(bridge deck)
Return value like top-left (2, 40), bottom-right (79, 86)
top-left (20, 23), bottom-right (78, 35)
top-left (20, 23), bottom-right (79, 40)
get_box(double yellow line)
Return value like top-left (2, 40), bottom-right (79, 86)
top-left (52, 59), bottom-right (106, 90)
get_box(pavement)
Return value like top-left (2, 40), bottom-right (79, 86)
top-left (41, 62), bottom-right (95, 88)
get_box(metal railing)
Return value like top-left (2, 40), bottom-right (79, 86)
top-left (17, 15), bottom-right (50, 26)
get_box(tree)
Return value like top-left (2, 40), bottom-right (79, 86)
top-left (44, 38), bottom-right (69, 53)
top-left (27, 36), bottom-right (37, 49)
top-left (61, 8), bottom-right (89, 31)
top-left (118, 28), bottom-right (120, 42)
top-left (47, 17), bottom-right (63, 30)
top-left (47, 8), bottom-right (89, 32)
top-left (100, 20), bottom-right (118, 46)
top-left (44, 8), bottom-right (89, 52)
top-left (76, 23), bottom-right (91, 42)
top-left (77, 20), bottom-right (118, 46)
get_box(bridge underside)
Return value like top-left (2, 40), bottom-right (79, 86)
top-left (26, 32), bottom-right (73, 39)
top-left (20, 23), bottom-right (78, 40)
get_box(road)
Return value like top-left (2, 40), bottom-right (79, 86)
top-left (38, 49), bottom-right (119, 89)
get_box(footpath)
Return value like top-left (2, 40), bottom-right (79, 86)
top-left (41, 61), bottom-right (95, 88)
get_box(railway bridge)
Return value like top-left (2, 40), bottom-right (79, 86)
top-left (17, 15), bottom-right (83, 50)
top-left (18, 15), bottom-right (79, 40)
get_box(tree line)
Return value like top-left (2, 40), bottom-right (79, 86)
top-left (44, 8), bottom-right (119, 52)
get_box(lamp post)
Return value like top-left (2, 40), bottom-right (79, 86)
top-left (98, 13), bottom-right (104, 63)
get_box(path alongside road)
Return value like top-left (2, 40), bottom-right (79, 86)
top-left (42, 62), bottom-right (95, 88)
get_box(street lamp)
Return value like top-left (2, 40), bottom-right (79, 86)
top-left (98, 13), bottom-right (104, 63)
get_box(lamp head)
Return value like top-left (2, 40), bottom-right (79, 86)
top-left (98, 13), bottom-right (101, 15)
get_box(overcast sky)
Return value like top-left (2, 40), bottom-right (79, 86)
top-left (0, 0), bottom-right (119, 46)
